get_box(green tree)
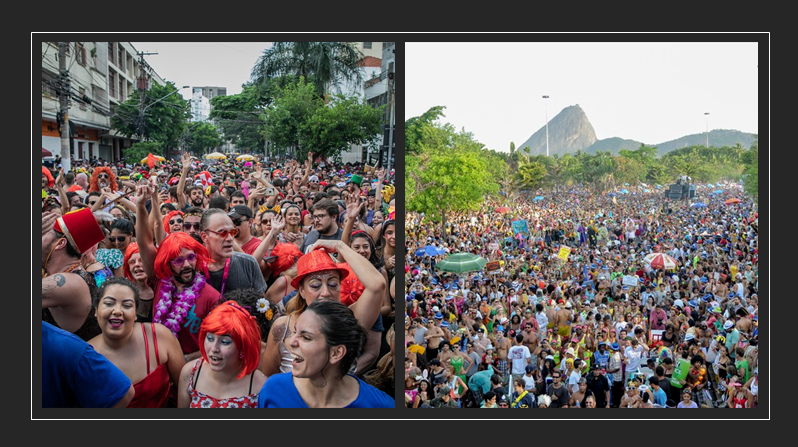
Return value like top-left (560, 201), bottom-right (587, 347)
top-left (251, 42), bottom-right (365, 99)
top-left (515, 160), bottom-right (547, 190)
top-left (123, 141), bottom-right (163, 165)
top-left (741, 135), bottom-right (758, 202)
top-left (184, 123), bottom-right (223, 155)
top-left (110, 82), bottom-right (191, 150)
top-left (406, 106), bottom-right (446, 155)
top-left (300, 92), bottom-right (384, 161)
top-left (209, 83), bottom-right (269, 154)
top-left (263, 78), bottom-right (383, 161)
top-left (262, 78), bottom-right (322, 159)
top-left (406, 124), bottom-right (498, 229)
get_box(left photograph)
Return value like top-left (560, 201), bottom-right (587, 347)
top-left (39, 40), bottom-right (397, 410)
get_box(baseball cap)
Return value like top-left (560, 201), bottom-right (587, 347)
top-left (432, 305), bottom-right (440, 312)
top-left (496, 325), bottom-right (505, 333)
top-left (565, 301), bottom-right (573, 308)
top-left (565, 347), bottom-right (576, 356)
top-left (497, 394), bottom-right (509, 405)
top-left (525, 364), bottom-right (535, 374)
top-left (228, 205), bottom-right (253, 220)
top-left (674, 299), bottom-right (684, 309)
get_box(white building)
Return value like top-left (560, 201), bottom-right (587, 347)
top-left (41, 41), bottom-right (168, 164)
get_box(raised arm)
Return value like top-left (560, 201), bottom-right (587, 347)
top-left (134, 183), bottom-right (158, 281)
top-left (341, 191), bottom-right (365, 247)
top-left (176, 152), bottom-right (192, 210)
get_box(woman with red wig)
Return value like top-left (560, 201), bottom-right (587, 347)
top-left (177, 300), bottom-right (267, 408)
top-left (123, 242), bottom-right (156, 322)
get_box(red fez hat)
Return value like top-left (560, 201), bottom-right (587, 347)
top-left (290, 248), bottom-right (350, 289)
top-left (53, 208), bottom-right (105, 254)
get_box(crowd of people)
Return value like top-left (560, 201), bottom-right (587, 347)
top-left (405, 183), bottom-right (759, 409)
top-left (42, 151), bottom-right (396, 408)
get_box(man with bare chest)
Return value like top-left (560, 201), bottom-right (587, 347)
top-left (555, 301), bottom-right (574, 339)
top-left (522, 321), bottom-right (539, 372)
top-left (494, 329), bottom-right (512, 386)
top-left (425, 317), bottom-right (445, 362)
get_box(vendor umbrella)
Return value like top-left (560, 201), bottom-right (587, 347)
top-left (643, 252), bottom-right (678, 270)
top-left (691, 202), bottom-right (707, 208)
top-left (724, 198), bottom-right (741, 204)
top-left (415, 246), bottom-right (444, 257)
top-left (42, 147), bottom-right (53, 157)
top-left (532, 196), bottom-right (544, 201)
top-left (435, 252), bottom-right (488, 274)
top-left (141, 154), bottom-right (166, 164)
top-left (495, 206), bottom-right (511, 213)
top-left (236, 154), bottom-right (256, 161)
top-left (205, 152), bottom-right (227, 160)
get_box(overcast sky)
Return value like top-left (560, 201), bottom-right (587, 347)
top-left (406, 41), bottom-right (760, 152)
top-left (129, 42), bottom-right (273, 99)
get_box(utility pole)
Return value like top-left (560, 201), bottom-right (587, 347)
top-left (136, 51), bottom-right (157, 140)
top-left (58, 42), bottom-right (72, 172)
top-left (386, 65), bottom-right (395, 174)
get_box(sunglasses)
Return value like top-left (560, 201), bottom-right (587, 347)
top-left (205, 228), bottom-right (239, 238)
top-left (312, 214), bottom-right (328, 221)
top-left (108, 236), bottom-right (126, 243)
top-left (169, 218), bottom-right (184, 225)
top-left (309, 179), bottom-right (319, 183)
top-left (170, 253), bottom-right (197, 266)
top-left (232, 218), bottom-right (248, 226)
top-left (97, 174), bottom-right (109, 179)
top-left (88, 201), bottom-right (98, 206)
top-left (182, 222), bottom-right (201, 231)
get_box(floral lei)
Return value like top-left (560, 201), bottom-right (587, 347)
top-left (154, 273), bottom-right (206, 338)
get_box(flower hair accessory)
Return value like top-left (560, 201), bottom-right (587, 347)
top-left (255, 298), bottom-right (274, 320)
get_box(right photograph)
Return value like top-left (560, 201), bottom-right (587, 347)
top-left (403, 41), bottom-right (760, 410)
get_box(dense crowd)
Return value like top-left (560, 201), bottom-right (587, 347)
top-left (42, 152), bottom-right (396, 408)
top-left (404, 183), bottom-right (758, 409)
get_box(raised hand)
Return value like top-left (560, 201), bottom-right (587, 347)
top-left (181, 152), bottom-right (192, 169)
top-left (345, 192), bottom-right (364, 220)
top-left (270, 213), bottom-right (286, 233)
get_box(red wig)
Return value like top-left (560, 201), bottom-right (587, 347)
top-left (123, 242), bottom-right (140, 281)
top-left (153, 232), bottom-right (213, 280)
top-left (88, 166), bottom-right (118, 192)
top-left (42, 167), bottom-right (54, 189)
top-left (162, 210), bottom-right (185, 235)
top-left (270, 242), bottom-right (303, 278)
top-left (199, 301), bottom-right (262, 379)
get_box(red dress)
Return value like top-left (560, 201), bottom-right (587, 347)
top-left (187, 360), bottom-right (258, 408)
top-left (128, 323), bottom-right (172, 408)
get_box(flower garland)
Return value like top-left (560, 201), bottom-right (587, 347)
top-left (154, 273), bottom-right (206, 338)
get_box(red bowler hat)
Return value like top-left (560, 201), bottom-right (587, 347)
top-left (290, 248), bottom-right (350, 289)
top-left (54, 208), bottom-right (105, 254)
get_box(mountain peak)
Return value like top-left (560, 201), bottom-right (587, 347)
top-left (516, 104), bottom-right (597, 156)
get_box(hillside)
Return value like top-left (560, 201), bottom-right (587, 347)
top-left (515, 105), bottom-right (757, 156)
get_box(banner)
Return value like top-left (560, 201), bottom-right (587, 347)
top-left (622, 275), bottom-right (640, 286)
top-left (486, 261), bottom-right (501, 273)
top-left (557, 246), bottom-right (571, 261)
top-left (511, 219), bottom-right (529, 237)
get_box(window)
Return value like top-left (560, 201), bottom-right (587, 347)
top-left (363, 42), bottom-right (372, 49)
top-left (109, 72), bottom-right (116, 99)
top-left (118, 47), bottom-right (125, 70)
top-left (79, 87), bottom-right (87, 111)
top-left (119, 77), bottom-right (125, 101)
top-left (108, 43), bottom-right (114, 65)
top-left (75, 43), bottom-right (86, 66)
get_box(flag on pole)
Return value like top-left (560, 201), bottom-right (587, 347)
top-left (511, 219), bottom-right (529, 236)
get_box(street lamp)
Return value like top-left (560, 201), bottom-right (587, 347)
top-left (542, 95), bottom-right (549, 157)
top-left (704, 112), bottom-right (710, 148)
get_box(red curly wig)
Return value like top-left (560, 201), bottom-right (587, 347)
top-left (153, 232), bottom-right (213, 281)
top-left (88, 166), bottom-right (118, 192)
top-left (199, 301), bottom-right (262, 379)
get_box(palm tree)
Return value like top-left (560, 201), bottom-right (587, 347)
top-left (250, 42), bottom-right (365, 99)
